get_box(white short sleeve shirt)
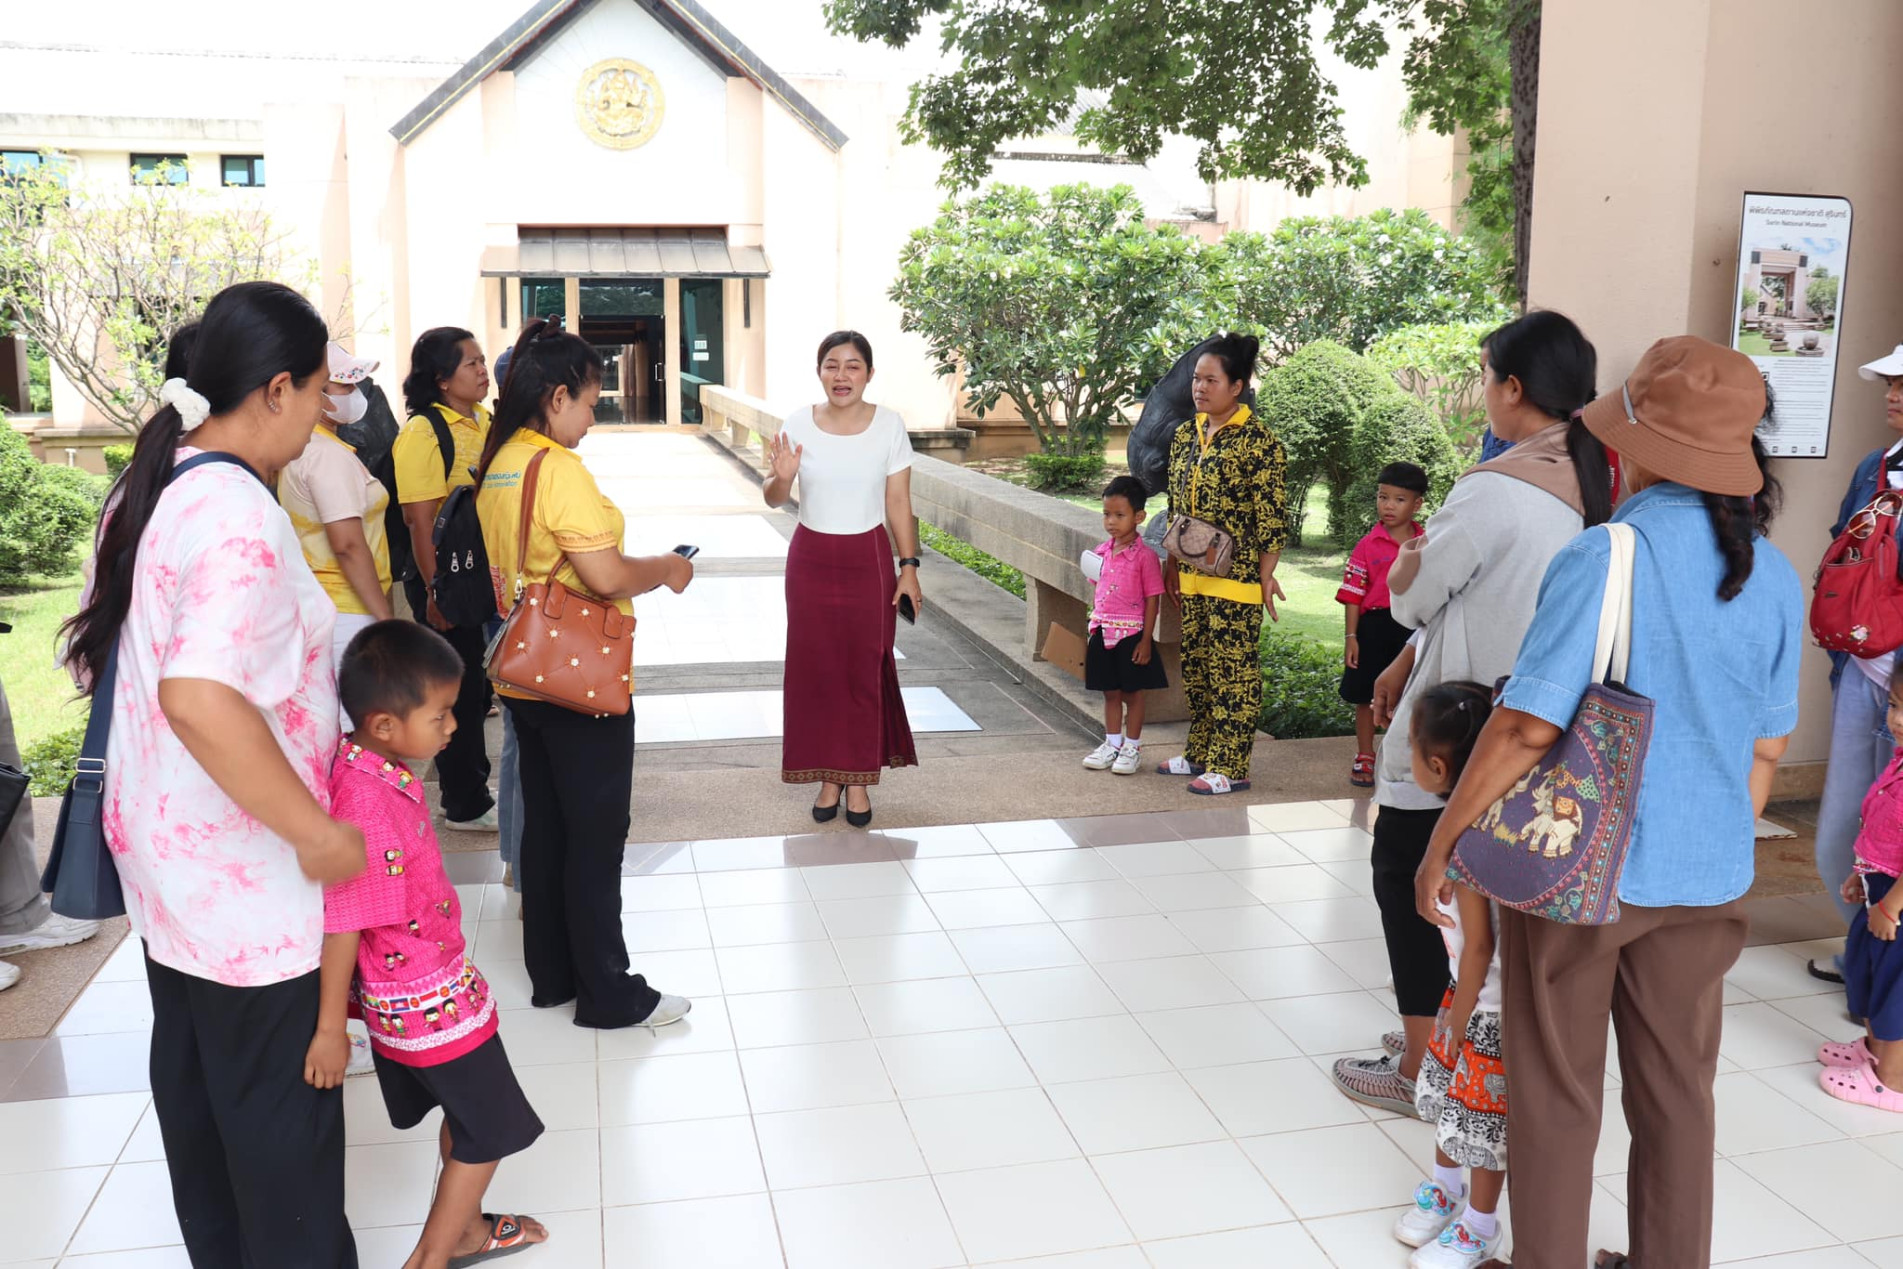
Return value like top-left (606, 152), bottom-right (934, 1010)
top-left (103, 450), bottom-right (340, 987)
top-left (781, 405), bottom-right (914, 535)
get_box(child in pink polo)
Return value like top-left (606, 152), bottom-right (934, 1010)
top-left (303, 620), bottom-right (548, 1267)
top-left (1338, 461), bottom-right (1427, 788)
top-left (1083, 476), bottom-right (1168, 776)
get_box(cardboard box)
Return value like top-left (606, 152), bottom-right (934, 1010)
top-left (1040, 622), bottom-right (1088, 682)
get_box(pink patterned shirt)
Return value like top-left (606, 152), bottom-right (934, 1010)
top-left (1087, 539), bottom-right (1166, 648)
top-left (324, 741), bottom-right (496, 1066)
top-left (1855, 748), bottom-right (1903, 879)
top-left (104, 449), bottom-right (339, 987)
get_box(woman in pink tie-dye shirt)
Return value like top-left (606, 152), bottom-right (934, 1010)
top-left (62, 282), bottom-right (368, 1268)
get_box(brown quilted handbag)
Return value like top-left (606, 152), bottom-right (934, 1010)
top-left (1162, 513), bottom-right (1236, 576)
top-left (485, 449), bottom-right (634, 716)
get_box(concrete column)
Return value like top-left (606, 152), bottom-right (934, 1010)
top-left (664, 277), bottom-right (683, 427)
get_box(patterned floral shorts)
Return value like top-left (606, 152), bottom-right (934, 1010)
top-left (1414, 990), bottom-right (1508, 1172)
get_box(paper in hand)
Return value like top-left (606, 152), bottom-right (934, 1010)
top-left (1080, 550), bottom-right (1104, 583)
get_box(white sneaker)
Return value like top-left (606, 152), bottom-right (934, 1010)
top-left (1410, 1216), bottom-right (1504, 1267)
top-left (0, 913), bottom-right (101, 956)
top-left (345, 1026), bottom-right (376, 1077)
top-left (1393, 1179), bottom-right (1466, 1248)
top-left (642, 994), bottom-right (692, 1029)
top-left (1111, 742), bottom-right (1143, 775)
top-left (1082, 741), bottom-right (1120, 770)
top-left (0, 961), bottom-right (18, 992)
top-left (444, 807), bottom-right (499, 833)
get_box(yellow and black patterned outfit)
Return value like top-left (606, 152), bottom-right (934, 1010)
top-left (1165, 405), bottom-right (1289, 780)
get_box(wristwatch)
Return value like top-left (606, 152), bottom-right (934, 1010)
top-left (898, 557), bottom-right (922, 569)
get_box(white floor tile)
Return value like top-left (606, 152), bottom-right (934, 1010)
top-left (1142, 1222), bottom-right (1332, 1268)
top-left (1266, 897), bottom-right (1385, 944)
top-left (927, 888), bottom-right (1051, 930)
top-left (489, 1126), bottom-right (603, 1216)
top-left (1209, 945), bottom-right (1363, 1000)
top-left (1296, 1205), bottom-right (1415, 1269)
top-left (57, 1249), bottom-right (195, 1268)
top-left (1246, 803), bottom-right (1351, 834)
top-left (1046, 1071), bottom-right (1225, 1154)
top-left (1315, 937), bottom-right (1396, 990)
top-left (1010, 1016), bottom-right (1173, 1085)
top-left (118, 1100), bottom-right (166, 1162)
top-left (1752, 1060), bottom-right (1903, 1139)
top-left (91, 939), bottom-right (150, 983)
top-left (1720, 1002), bottom-right (1834, 1071)
top-left (994, 1249), bottom-right (1148, 1268)
top-left (834, 931), bottom-right (970, 985)
top-left (886, 824), bottom-right (997, 859)
top-left (878, 1028), bottom-right (1038, 1099)
top-left (600, 1193), bottom-right (783, 1269)
top-left (1133, 1002), bottom-right (1301, 1069)
top-left (978, 820), bottom-right (1083, 854)
top-left (1094, 955), bottom-right (1244, 1013)
top-left (599, 1050), bottom-right (750, 1125)
top-left (1166, 905), bottom-right (1308, 954)
top-left (950, 924), bottom-right (1088, 974)
top-left (800, 861), bottom-right (917, 901)
top-left (726, 986), bottom-right (870, 1048)
top-left (1274, 825), bottom-right (1373, 862)
top-left (853, 977), bottom-right (998, 1037)
top-left (1004, 849), bottom-right (1123, 886)
top-left (1059, 915), bottom-right (1197, 963)
top-left (694, 837), bottom-right (795, 872)
top-left (1726, 944), bottom-right (1840, 1001)
top-left (705, 902), bottom-right (830, 947)
top-left (1096, 841), bottom-right (1217, 878)
top-left (1029, 880), bottom-right (1156, 922)
top-left (754, 1101), bottom-right (927, 1188)
top-left (600, 1116), bottom-right (765, 1205)
top-left (903, 855), bottom-right (1019, 892)
top-left (1185, 1058), bottom-right (1371, 1137)
top-left (0, 1092), bottom-right (146, 1174)
top-left (1713, 1070), bottom-right (1845, 1156)
top-left (739, 1039), bottom-right (895, 1112)
top-left (1, 1164), bottom-right (108, 1260)
top-left (55, 980), bottom-right (155, 1037)
top-left (977, 966), bottom-right (1125, 1025)
top-left (341, 1140), bottom-right (438, 1232)
top-left (622, 908), bottom-right (714, 953)
top-left (1185, 834), bottom-right (1307, 871)
top-left (1128, 872), bottom-right (1261, 912)
top-left (1730, 1140), bottom-right (1903, 1243)
top-left (1092, 1140), bottom-right (1292, 1240)
top-left (771, 1176), bottom-right (965, 1269)
top-left (594, 994), bottom-right (734, 1060)
top-left (1232, 864), bottom-right (1355, 905)
top-left (901, 1086), bottom-right (1082, 1173)
top-left (716, 941), bottom-right (847, 994)
top-left (696, 868), bottom-right (811, 909)
top-left (621, 873), bottom-right (704, 913)
top-left (817, 894), bottom-right (942, 939)
top-left (935, 1158), bottom-right (1132, 1262)
top-left (1257, 991), bottom-right (1398, 1056)
top-left (1239, 1123), bottom-right (1423, 1219)
top-left (496, 1007), bottom-right (601, 1067)
top-left (514, 1060), bottom-right (603, 1133)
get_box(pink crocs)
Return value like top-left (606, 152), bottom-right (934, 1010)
top-left (1818, 1036), bottom-right (1876, 1069)
top-left (1819, 1063), bottom-right (1903, 1111)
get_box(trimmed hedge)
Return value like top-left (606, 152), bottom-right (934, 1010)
top-left (1021, 450), bottom-right (1107, 493)
top-left (1346, 393), bottom-right (1458, 531)
top-left (919, 521), bottom-right (1026, 598)
top-left (0, 422), bottom-right (97, 583)
top-left (1257, 633), bottom-right (1355, 740)
top-left (104, 444), bottom-right (134, 479)
top-left (22, 722), bottom-right (85, 797)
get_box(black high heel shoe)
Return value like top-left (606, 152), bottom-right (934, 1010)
top-left (845, 789), bottom-right (872, 828)
top-left (813, 789), bottom-right (841, 823)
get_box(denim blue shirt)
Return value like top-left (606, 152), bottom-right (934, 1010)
top-left (1500, 483), bottom-right (1804, 907)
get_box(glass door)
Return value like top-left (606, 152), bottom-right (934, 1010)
top-left (579, 279), bottom-right (665, 423)
top-left (678, 279), bottom-right (725, 425)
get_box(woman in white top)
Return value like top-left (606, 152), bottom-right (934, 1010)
top-left (765, 331), bottom-right (922, 826)
top-left (60, 281), bottom-right (365, 1265)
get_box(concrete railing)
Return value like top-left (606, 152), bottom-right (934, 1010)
top-left (700, 385), bottom-right (1185, 724)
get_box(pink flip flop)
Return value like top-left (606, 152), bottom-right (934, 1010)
top-left (1819, 1036), bottom-right (1876, 1068)
top-left (1819, 1063), bottom-right (1903, 1111)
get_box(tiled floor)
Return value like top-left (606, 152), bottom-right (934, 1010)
top-left (4, 799), bottom-right (1899, 1268)
top-left (635, 687), bottom-right (979, 744)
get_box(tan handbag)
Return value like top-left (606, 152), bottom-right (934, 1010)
top-left (1162, 513), bottom-right (1236, 575)
top-left (485, 449), bottom-right (635, 716)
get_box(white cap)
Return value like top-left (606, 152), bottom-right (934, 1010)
top-left (1858, 345), bottom-right (1903, 381)
top-left (327, 341), bottom-right (378, 385)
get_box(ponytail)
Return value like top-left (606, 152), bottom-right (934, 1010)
top-left (61, 281), bottom-right (326, 688)
top-left (1566, 418), bottom-right (1614, 528)
top-left (1707, 437), bottom-right (1780, 602)
top-left (474, 318), bottom-right (604, 484)
top-left (1484, 312), bottom-right (1610, 525)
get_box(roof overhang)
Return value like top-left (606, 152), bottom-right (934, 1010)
top-left (481, 227), bottom-right (769, 278)
top-left (390, 0), bottom-right (846, 153)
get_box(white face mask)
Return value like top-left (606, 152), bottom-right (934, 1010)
top-left (324, 387), bottom-right (367, 425)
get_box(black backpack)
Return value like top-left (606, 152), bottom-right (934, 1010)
top-left (424, 412), bottom-right (500, 629)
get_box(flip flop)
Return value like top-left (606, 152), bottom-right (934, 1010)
top-left (1818, 1063), bottom-right (1903, 1111)
top-left (1156, 756), bottom-right (1206, 776)
top-left (448, 1213), bottom-right (541, 1267)
top-left (1808, 957), bottom-right (1845, 984)
top-left (1188, 774), bottom-right (1250, 796)
top-left (1819, 1036), bottom-right (1876, 1068)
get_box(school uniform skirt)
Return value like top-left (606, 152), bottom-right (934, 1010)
top-left (782, 524), bottom-right (917, 786)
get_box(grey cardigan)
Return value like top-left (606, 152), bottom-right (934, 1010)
top-left (1375, 471), bottom-right (1586, 810)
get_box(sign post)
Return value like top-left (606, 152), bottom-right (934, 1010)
top-left (1730, 192), bottom-right (1853, 458)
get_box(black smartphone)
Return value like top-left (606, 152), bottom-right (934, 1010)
top-left (672, 544), bottom-right (700, 560)
top-left (897, 594), bottom-right (917, 624)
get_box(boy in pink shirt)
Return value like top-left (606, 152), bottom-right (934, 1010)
top-left (304, 620), bottom-right (547, 1268)
top-left (1082, 476), bottom-right (1168, 775)
top-left (1338, 462), bottom-right (1427, 788)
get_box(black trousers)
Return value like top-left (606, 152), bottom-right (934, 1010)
top-left (506, 698), bottom-right (660, 1028)
top-left (145, 949), bottom-right (356, 1268)
top-left (1371, 804), bottom-right (1453, 1018)
top-left (405, 580), bottom-right (495, 824)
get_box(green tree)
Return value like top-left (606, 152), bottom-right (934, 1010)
top-left (1253, 340), bottom-right (1388, 546)
top-left (1213, 209), bottom-right (1501, 364)
top-left (0, 417), bottom-right (96, 582)
top-left (0, 154), bottom-right (300, 432)
top-left (1808, 269), bottom-right (1840, 319)
top-left (892, 183), bottom-right (1208, 470)
top-left (1366, 317), bottom-right (1509, 453)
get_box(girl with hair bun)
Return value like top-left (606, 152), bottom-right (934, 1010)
top-left (1155, 332), bottom-right (1288, 796)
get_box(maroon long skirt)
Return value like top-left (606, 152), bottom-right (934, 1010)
top-left (782, 524), bottom-right (917, 785)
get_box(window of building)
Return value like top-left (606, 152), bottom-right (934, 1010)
top-left (520, 277), bottom-right (567, 323)
top-left (221, 155), bottom-right (265, 187)
top-left (130, 154), bottom-right (189, 185)
top-left (1, 150), bottom-right (44, 176)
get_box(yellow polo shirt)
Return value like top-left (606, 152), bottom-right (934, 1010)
top-left (392, 402), bottom-right (491, 505)
top-left (277, 428), bottom-right (391, 614)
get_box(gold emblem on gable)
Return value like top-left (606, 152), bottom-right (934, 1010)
top-left (576, 58), bottom-right (665, 150)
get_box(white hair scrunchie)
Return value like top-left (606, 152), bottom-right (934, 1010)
top-left (160, 377), bottom-right (212, 428)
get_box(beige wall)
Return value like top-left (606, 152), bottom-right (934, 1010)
top-left (1531, 0), bottom-right (1903, 771)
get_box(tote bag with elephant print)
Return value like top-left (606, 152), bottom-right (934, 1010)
top-left (1448, 523), bottom-right (1653, 925)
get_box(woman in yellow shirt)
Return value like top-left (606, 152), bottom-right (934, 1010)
top-left (476, 317), bottom-right (695, 1031)
top-left (278, 343), bottom-right (393, 671)
top-left (1158, 333), bottom-right (1289, 795)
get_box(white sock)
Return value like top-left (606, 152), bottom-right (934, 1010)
top-left (1123, 735), bottom-right (1141, 748)
top-left (1463, 1205), bottom-right (1498, 1240)
top-left (1105, 733), bottom-right (1123, 748)
top-left (1433, 1162), bottom-right (1463, 1198)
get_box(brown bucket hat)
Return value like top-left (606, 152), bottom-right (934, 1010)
top-left (1578, 335), bottom-right (1766, 497)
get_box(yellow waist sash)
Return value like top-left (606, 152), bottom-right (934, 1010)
top-left (1176, 567), bottom-right (1262, 605)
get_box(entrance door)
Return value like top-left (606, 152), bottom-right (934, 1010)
top-left (579, 279), bottom-right (665, 423)
top-left (678, 279), bottom-right (725, 425)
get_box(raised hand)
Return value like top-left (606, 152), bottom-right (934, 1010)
top-left (769, 432), bottom-right (803, 483)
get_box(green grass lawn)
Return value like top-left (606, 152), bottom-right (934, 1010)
top-left (0, 573), bottom-right (87, 751)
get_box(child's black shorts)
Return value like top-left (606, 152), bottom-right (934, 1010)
top-left (374, 1032), bottom-right (544, 1164)
top-left (1339, 607), bottom-right (1411, 705)
top-left (1085, 627), bottom-right (1169, 693)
